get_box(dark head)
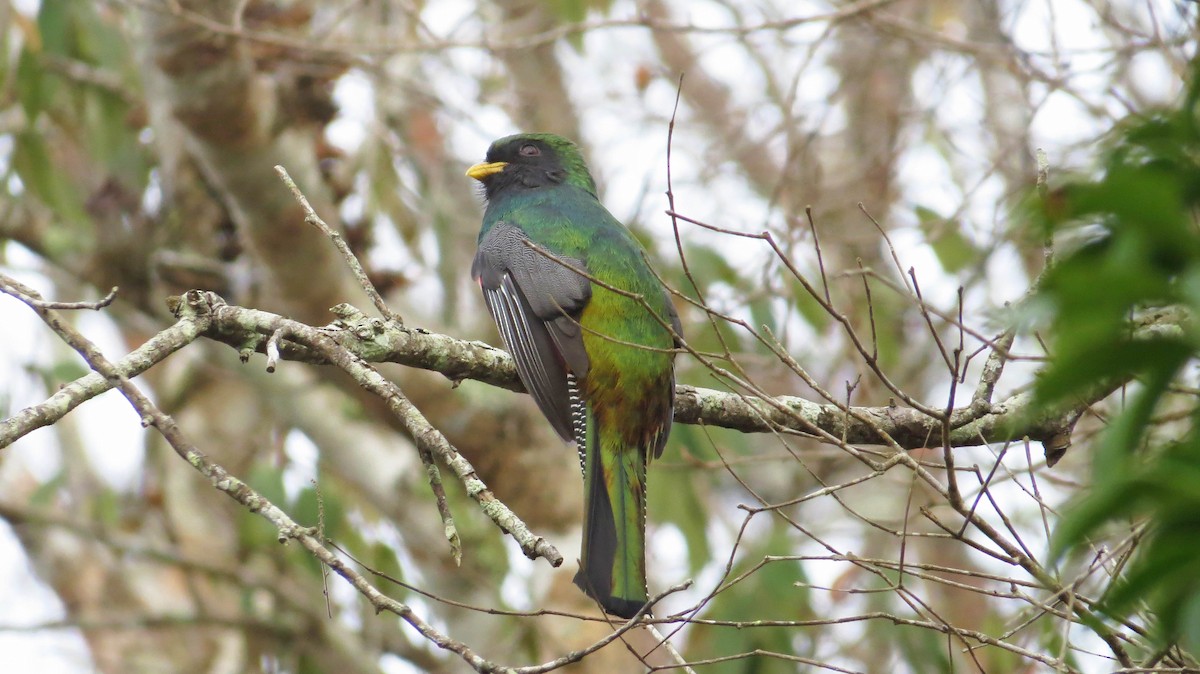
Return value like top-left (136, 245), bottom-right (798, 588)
top-left (466, 133), bottom-right (597, 201)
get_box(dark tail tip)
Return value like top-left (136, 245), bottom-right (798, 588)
top-left (573, 570), bottom-right (648, 619)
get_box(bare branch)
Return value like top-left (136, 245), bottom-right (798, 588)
top-left (275, 165), bottom-right (401, 324)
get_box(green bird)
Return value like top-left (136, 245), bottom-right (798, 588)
top-left (467, 133), bottom-right (680, 618)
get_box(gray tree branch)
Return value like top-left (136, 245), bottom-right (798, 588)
top-left (0, 284), bottom-right (1080, 461)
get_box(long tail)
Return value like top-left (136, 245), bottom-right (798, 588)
top-left (572, 405), bottom-right (649, 619)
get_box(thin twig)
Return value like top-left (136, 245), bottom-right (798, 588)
top-left (30, 286), bottom-right (119, 311)
top-left (806, 207), bottom-right (832, 305)
top-left (274, 165), bottom-right (401, 324)
top-left (419, 443), bottom-right (462, 565)
top-left (644, 623), bottom-right (697, 674)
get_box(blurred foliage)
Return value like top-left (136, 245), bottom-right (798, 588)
top-left (15, 0), bottom-right (146, 219)
top-left (684, 520), bottom-right (813, 673)
top-left (1, 0), bottom-right (1195, 671)
top-left (547, 0), bottom-right (616, 50)
top-left (1039, 57), bottom-right (1200, 651)
top-left (915, 205), bottom-right (980, 274)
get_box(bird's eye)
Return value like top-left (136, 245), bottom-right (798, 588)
top-left (519, 144), bottom-right (541, 157)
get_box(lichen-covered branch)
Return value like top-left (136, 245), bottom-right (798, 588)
top-left (0, 287), bottom-right (1104, 460)
top-left (8, 285), bottom-right (1177, 469)
top-left (0, 284), bottom-right (208, 446)
top-left (203, 297), bottom-right (1088, 454)
top-left (200, 292), bottom-right (561, 566)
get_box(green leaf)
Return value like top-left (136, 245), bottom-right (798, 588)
top-left (683, 242), bottom-right (745, 291)
top-left (648, 440), bottom-right (710, 575)
top-left (71, 0), bottom-right (129, 69)
top-left (295, 481), bottom-right (345, 539)
top-left (1092, 346), bottom-right (1187, 482)
top-left (684, 521), bottom-right (811, 673)
top-left (36, 0), bottom-right (72, 57)
top-left (1050, 479), bottom-right (1139, 562)
top-left (895, 622), bottom-right (953, 674)
top-left (748, 296), bottom-right (777, 341)
top-left (369, 146), bottom-right (421, 248)
top-left (1036, 59), bottom-right (1200, 649)
top-left (247, 463), bottom-right (288, 506)
top-left (1036, 614), bottom-right (1083, 671)
top-left (49, 358), bottom-right (90, 384)
top-left (237, 464), bottom-right (288, 551)
top-left (1182, 591), bottom-right (1200, 654)
top-left (370, 541), bottom-right (405, 586)
top-left (15, 48), bottom-right (51, 120)
top-left (92, 489), bottom-right (121, 527)
top-left (84, 89), bottom-right (141, 177)
top-left (1102, 531), bottom-right (1200, 640)
top-left (12, 130), bottom-right (89, 228)
top-left (297, 653), bottom-right (324, 674)
top-left (916, 205), bottom-right (978, 273)
top-left (28, 471), bottom-right (68, 508)
top-left (1070, 165), bottom-right (1190, 250)
top-left (545, 0), bottom-right (615, 51)
top-left (548, 0), bottom-right (588, 23)
top-left (1036, 337), bottom-right (1189, 405)
top-left (788, 279), bottom-right (831, 331)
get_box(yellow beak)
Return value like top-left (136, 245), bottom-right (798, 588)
top-left (466, 161), bottom-right (507, 181)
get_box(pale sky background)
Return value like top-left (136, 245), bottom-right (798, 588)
top-left (0, 0), bottom-right (1189, 671)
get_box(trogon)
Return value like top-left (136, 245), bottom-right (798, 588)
top-left (467, 133), bottom-right (680, 618)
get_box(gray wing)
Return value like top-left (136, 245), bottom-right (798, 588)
top-left (472, 221), bottom-right (591, 443)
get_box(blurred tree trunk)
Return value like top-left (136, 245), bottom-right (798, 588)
top-left (1, 1), bottom-right (1189, 672)
top-left (140, 0), bottom-right (365, 323)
